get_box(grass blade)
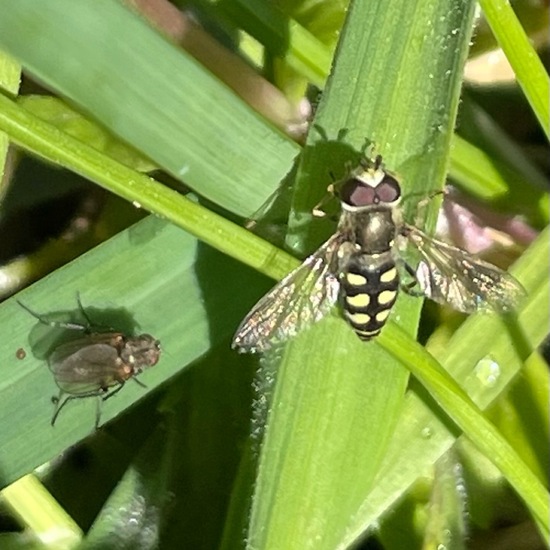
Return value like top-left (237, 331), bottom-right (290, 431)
top-left (478, 0), bottom-right (550, 138)
top-left (238, 0), bottom-right (479, 548)
top-left (0, 0), bottom-right (299, 216)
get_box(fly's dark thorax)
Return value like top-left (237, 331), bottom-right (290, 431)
top-left (340, 208), bottom-right (399, 340)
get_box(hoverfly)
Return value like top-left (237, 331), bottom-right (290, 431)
top-left (232, 155), bottom-right (525, 353)
top-left (19, 297), bottom-right (161, 427)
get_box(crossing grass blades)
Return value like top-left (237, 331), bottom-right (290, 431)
top-left (19, 296), bottom-right (161, 428)
top-left (232, 154), bottom-right (525, 353)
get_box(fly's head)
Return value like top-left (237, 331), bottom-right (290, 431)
top-left (339, 156), bottom-right (402, 212)
top-left (121, 334), bottom-right (161, 374)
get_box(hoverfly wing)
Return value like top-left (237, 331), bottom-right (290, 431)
top-left (405, 225), bottom-right (526, 313)
top-left (50, 336), bottom-right (122, 394)
top-left (232, 234), bottom-right (348, 353)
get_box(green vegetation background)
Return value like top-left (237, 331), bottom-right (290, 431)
top-left (0, 0), bottom-right (548, 548)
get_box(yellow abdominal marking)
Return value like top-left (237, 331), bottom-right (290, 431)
top-left (346, 294), bottom-right (370, 308)
top-left (378, 290), bottom-right (397, 305)
top-left (346, 272), bottom-right (367, 286)
top-left (379, 267), bottom-right (397, 283)
top-left (375, 309), bottom-right (391, 323)
top-left (356, 328), bottom-right (380, 337)
top-left (346, 312), bottom-right (371, 325)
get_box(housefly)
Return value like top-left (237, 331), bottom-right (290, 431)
top-left (232, 155), bottom-right (525, 353)
top-left (19, 297), bottom-right (161, 427)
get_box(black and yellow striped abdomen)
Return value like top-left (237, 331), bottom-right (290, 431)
top-left (340, 252), bottom-right (399, 341)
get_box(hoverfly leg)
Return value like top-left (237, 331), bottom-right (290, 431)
top-left (312, 184), bottom-right (338, 219)
top-left (412, 189), bottom-right (445, 228)
top-left (401, 280), bottom-right (424, 297)
top-left (311, 184), bottom-right (338, 222)
top-left (359, 137), bottom-right (374, 156)
top-left (398, 262), bottom-right (424, 297)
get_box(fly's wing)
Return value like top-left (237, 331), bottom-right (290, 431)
top-left (404, 225), bottom-right (526, 313)
top-left (50, 336), bottom-right (123, 394)
top-left (232, 233), bottom-right (350, 353)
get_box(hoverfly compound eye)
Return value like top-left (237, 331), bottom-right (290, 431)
top-left (340, 174), bottom-right (401, 207)
top-left (375, 175), bottom-right (401, 203)
top-left (339, 156), bottom-right (402, 208)
top-left (340, 178), bottom-right (377, 207)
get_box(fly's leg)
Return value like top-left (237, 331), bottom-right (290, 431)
top-left (75, 293), bottom-right (116, 333)
top-left (51, 389), bottom-right (106, 426)
top-left (93, 383), bottom-right (127, 428)
top-left (100, 377), bottom-right (147, 398)
top-left (19, 296), bottom-right (113, 334)
top-left (101, 382), bottom-right (125, 402)
top-left (51, 391), bottom-right (65, 426)
top-left (53, 383), bottom-right (126, 429)
top-left (132, 377), bottom-right (147, 389)
top-left (75, 292), bottom-right (94, 329)
top-left (19, 301), bottom-right (88, 332)
top-left (95, 398), bottom-right (101, 430)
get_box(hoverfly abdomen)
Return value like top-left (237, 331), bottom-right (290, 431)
top-left (341, 253), bottom-right (399, 341)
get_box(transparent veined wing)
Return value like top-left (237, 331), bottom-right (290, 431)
top-left (232, 234), bottom-right (350, 353)
top-left (404, 225), bottom-right (526, 313)
top-left (50, 335), bottom-right (124, 394)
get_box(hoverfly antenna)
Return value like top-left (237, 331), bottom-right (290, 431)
top-left (360, 137), bottom-right (373, 155)
top-left (374, 155), bottom-right (383, 170)
top-left (359, 156), bottom-right (370, 170)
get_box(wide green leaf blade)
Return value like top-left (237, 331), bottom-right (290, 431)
top-left (0, 215), bottom-right (264, 487)
top-left (238, 0), bottom-right (478, 548)
top-left (0, 0), bottom-right (299, 216)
